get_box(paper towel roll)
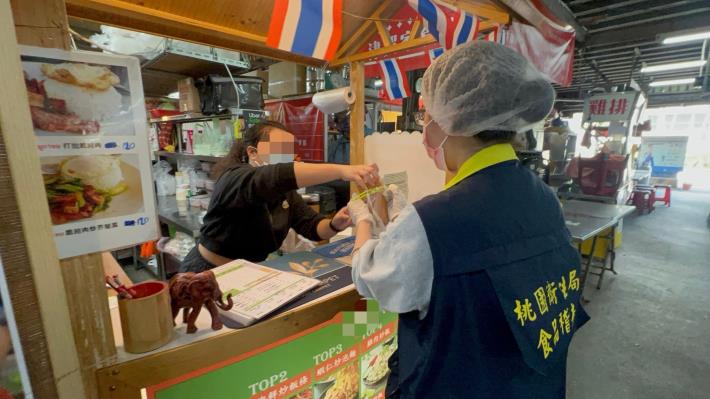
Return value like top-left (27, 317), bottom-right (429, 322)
top-left (312, 88), bottom-right (355, 114)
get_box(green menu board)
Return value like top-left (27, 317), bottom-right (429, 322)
top-left (147, 302), bottom-right (398, 399)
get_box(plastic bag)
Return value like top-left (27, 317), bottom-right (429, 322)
top-left (280, 229), bottom-right (316, 253)
top-left (153, 160), bottom-right (176, 196)
top-left (157, 233), bottom-right (195, 261)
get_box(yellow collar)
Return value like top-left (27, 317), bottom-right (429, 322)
top-left (444, 143), bottom-right (518, 190)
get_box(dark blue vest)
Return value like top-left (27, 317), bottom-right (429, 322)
top-left (388, 160), bottom-right (589, 398)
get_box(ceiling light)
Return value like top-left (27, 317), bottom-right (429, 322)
top-left (663, 31), bottom-right (710, 44)
top-left (167, 91), bottom-right (180, 99)
top-left (640, 60), bottom-right (706, 73)
top-left (649, 78), bottom-right (695, 87)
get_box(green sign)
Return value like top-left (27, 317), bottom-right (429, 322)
top-left (148, 302), bottom-right (398, 399)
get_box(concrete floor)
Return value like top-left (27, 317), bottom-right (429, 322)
top-left (567, 189), bottom-right (710, 399)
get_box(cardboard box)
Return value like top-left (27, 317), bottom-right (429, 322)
top-left (268, 62), bottom-right (306, 97)
top-left (178, 77), bottom-right (201, 113)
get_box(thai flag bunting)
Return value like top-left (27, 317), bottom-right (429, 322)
top-left (379, 59), bottom-right (411, 100)
top-left (266, 0), bottom-right (343, 61)
top-left (429, 47), bottom-right (445, 63)
top-left (483, 25), bottom-right (506, 44)
top-left (408, 0), bottom-right (480, 50)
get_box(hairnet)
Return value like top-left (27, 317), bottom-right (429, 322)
top-left (422, 41), bottom-right (555, 136)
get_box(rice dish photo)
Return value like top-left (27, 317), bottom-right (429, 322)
top-left (44, 155), bottom-right (129, 225)
top-left (24, 61), bottom-right (126, 135)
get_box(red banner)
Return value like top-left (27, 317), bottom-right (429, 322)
top-left (500, 0), bottom-right (576, 86)
top-left (265, 97), bottom-right (325, 162)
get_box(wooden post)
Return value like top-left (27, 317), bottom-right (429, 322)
top-left (375, 21), bottom-right (391, 47)
top-left (0, 1), bottom-right (84, 398)
top-left (349, 61), bottom-right (365, 194)
top-left (9, 0), bottom-right (117, 398)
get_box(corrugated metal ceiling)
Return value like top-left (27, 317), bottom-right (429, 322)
top-left (555, 0), bottom-right (710, 114)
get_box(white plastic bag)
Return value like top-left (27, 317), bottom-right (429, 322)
top-left (153, 160), bottom-right (176, 196)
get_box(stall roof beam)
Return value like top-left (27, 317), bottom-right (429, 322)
top-left (331, 35), bottom-right (436, 67)
top-left (66, 0), bottom-right (325, 66)
top-left (331, 19), bottom-right (500, 67)
top-left (439, 0), bottom-right (510, 24)
top-left (335, 0), bottom-right (393, 59)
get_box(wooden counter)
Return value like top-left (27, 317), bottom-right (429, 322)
top-left (98, 285), bottom-right (361, 399)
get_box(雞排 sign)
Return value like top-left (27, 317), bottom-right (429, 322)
top-left (582, 92), bottom-right (640, 123)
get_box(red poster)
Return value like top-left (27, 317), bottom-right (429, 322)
top-left (265, 97), bottom-right (325, 162)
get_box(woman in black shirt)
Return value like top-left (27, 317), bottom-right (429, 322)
top-left (180, 121), bottom-right (379, 273)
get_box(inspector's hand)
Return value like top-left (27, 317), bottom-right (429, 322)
top-left (339, 164), bottom-right (380, 190)
top-left (348, 197), bottom-right (374, 226)
top-left (330, 207), bottom-right (352, 232)
top-left (384, 184), bottom-right (407, 221)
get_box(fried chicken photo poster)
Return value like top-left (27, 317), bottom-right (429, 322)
top-left (20, 46), bottom-right (158, 258)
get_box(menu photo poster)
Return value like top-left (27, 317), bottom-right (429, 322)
top-left (20, 45), bottom-right (158, 259)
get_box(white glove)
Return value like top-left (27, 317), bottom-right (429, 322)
top-left (384, 184), bottom-right (407, 221)
top-left (348, 197), bottom-right (374, 226)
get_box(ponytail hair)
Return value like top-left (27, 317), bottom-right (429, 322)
top-left (211, 120), bottom-right (289, 180)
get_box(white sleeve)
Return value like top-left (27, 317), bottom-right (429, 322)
top-left (351, 204), bottom-right (433, 319)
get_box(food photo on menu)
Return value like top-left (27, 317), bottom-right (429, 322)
top-left (360, 336), bottom-right (396, 399)
top-left (41, 155), bottom-right (144, 225)
top-left (22, 58), bottom-right (134, 136)
top-left (313, 362), bottom-right (360, 399)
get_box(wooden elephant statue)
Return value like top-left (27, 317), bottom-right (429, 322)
top-left (168, 270), bottom-right (234, 333)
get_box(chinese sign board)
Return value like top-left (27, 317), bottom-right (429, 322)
top-left (582, 92), bottom-right (639, 123)
top-left (20, 46), bottom-right (158, 258)
top-left (147, 302), bottom-right (398, 399)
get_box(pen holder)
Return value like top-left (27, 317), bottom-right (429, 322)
top-left (118, 281), bottom-right (173, 354)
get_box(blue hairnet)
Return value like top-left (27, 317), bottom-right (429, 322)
top-left (422, 41), bottom-right (555, 136)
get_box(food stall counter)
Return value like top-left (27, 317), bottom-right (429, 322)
top-left (100, 284), bottom-right (360, 398)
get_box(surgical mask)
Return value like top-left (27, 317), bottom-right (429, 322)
top-left (268, 153), bottom-right (295, 164)
top-left (423, 120), bottom-right (448, 171)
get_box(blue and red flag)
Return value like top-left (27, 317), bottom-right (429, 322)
top-left (378, 59), bottom-right (411, 100)
top-left (266, 0), bottom-right (343, 61)
top-left (483, 25), bottom-right (506, 44)
top-left (408, 0), bottom-right (480, 50)
top-left (429, 47), bottom-right (445, 63)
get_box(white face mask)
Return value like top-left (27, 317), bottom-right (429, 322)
top-left (268, 153), bottom-right (295, 164)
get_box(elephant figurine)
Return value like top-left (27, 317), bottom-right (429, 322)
top-left (168, 270), bottom-right (234, 334)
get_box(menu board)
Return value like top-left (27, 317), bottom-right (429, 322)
top-left (214, 260), bottom-right (322, 327)
top-left (146, 302), bottom-right (398, 399)
top-left (20, 46), bottom-right (158, 258)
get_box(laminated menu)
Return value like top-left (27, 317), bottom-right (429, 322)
top-left (214, 260), bottom-right (321, 328)
top-left (20, 46), bottom-right (158, 258)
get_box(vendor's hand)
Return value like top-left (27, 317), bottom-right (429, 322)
top-left (348, 198), bottom-right (374, 226)
top-left (384, 184), bottom-right (407, 221)
top-left (339, 164), bottom-right (380, 190)
top-left (330, 207), bottom-right (352, 231)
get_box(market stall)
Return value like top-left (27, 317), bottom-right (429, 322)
top-left (3, 1), bottom-right (521, 398)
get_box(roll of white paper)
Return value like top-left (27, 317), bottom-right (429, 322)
top-left (312, 88), bottom-right (355, 114)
